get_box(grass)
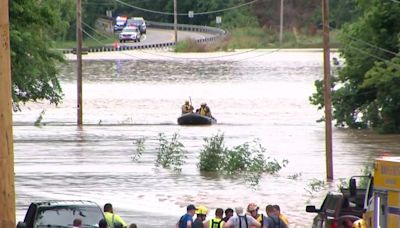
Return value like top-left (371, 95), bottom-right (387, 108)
top-left (53, 34), bottom-right (117, 49)
top-left (175, 27), bottom-right (342, 52)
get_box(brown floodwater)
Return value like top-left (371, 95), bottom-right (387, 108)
top-left (13, 50), bottom-right (400, 227)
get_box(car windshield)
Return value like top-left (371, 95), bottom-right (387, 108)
top-left (34, 206), bottom-right (104, 228)
top-left (132, 20), bottom-right (143, 25)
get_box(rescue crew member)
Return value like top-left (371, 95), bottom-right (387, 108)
top-left (204, 208), bottom-right (225, 228)
top-left (247, 203), bottom-right (265, 228)
top-left (103, 203), bottom-right (127, 228)
top-left (196, 102), bottom-right (212, 117)
top-left (176, 204), bottom-right (196, 228)
top-left (182, 101), bottom-right (194, 114)
top-left (192, 205), bottom-right (208, 228)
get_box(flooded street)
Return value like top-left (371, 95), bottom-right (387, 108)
top-left (13, 50), bottom-right (400, 227)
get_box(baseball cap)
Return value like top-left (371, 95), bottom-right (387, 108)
top-left (187, 204), bottom-right (197, 211)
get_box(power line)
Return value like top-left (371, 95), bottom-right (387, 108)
top-left (113, 0), bottom-right (259, 16)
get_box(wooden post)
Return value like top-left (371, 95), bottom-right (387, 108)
top-left (77, 0), bottom-right (83, 126)
top-left (322, 0), bottom-right (333, 180)
top-left (279, 0), bottom-right (284, 43)
top-left (0, 0), bottom-right (16, 227)
top-left (173, 0), bottom-right (178, 43)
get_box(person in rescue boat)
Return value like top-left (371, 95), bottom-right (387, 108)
top-left (196, 102), bottom-right (212, 117)
top-left (182, 100), bottom-right (194, 114)
top-left (203, 208), bottom-right (225, 228)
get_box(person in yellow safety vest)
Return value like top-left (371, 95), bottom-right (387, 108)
top-left (247, 203), bottom-right (266, 228)
top-left (182, 100), bottom-right (194, 114)
top-left (103, 203), bottom-right (127, 228)
top-left (204, 208), bottom-right (225, 228)
top-left (197, 102), bottom-right (212, 117)
top-left (272, 205), bottom-right (288, 226)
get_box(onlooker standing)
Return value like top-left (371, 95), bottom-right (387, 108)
top-left (222, 208), bottom-right (234, 222)
top-left (72, 218), bottom-right (82, 228)
top-left (176, 204), bottom-right (197, 228)
top-left (99, 219), bottom-right (108, 228)
top-left (104, 203), bottom-right (127, 228)
top-left (264, 205), bottom-right (286, 228)
top-left (223, 207), bottom-right (260, 228)
top-left (247, 203), bottom-right (266, 227)
top-left (272, 205), bottom-right (288, 226)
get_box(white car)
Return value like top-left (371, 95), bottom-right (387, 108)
top-left (119, 26), bottom-right (141, 43)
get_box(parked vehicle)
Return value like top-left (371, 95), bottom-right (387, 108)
top-left (119, 26), bottom-right (141, 43)
top-left (306, 186), bottom-right (365, 228)
top-left (17, 200), bottom-right (105, 228)
top-left (352, 156), bottom-right (400, 228)
top-left (126, 17), bottom-right (146, 34)
top-left (114, 16), bottom-right (128, 31)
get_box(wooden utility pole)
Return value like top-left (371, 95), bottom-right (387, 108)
top-left (322, 0), bottom-right (333, 180)
top-left (173, 0), bottom-right (178, 43)
top-left (0, 0), bottom-right (16, 227)
top-left (279, 0), bottom-right (284, 43)
top-left (76, 0), bottom-right (83, 126)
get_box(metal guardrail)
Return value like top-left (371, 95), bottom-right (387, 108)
top-left (62, 21), bottom-right (227, 54)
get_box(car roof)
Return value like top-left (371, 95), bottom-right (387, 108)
top-left (32, 200), bottom-right (100, 207)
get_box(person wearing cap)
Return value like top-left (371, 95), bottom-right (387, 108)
top-left (223, 206), bottom-right (260, 228)
top-left (247, 203), bottom-right (266, 228)
top-left (192, 205), bottom-right (208, 228)
top-left (196, 102), bottom-right (212, 117)
top-left (182, 100), bottom-right (194, 114)
top-left (176, 204), bottom-right (197, 228)
top-left (203, 208), bottom-right (224, 228)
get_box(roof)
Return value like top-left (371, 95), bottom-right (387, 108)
top-left (32, 200), bottom-right (100, 207)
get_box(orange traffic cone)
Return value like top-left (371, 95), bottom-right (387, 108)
top-left (114, 40), bottom-right (119, 49)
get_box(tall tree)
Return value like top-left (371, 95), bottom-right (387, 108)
top-left (10, 0), bottom-right (68, 106)
top-left (310, 0), bottom-right (400, 133)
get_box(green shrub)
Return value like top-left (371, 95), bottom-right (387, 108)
top-left (131, 137), bottom-right (145, 162)
top-left (155, 132), bottom-right (187, 171)
top-left (198, 133), bottom-right (288, 179)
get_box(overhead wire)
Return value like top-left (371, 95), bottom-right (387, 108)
top-left (113, 0), bottom-right (259, 16)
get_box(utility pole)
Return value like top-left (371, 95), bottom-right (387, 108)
top-left (0, 0), bottom-right (16, 227)
top-left (279, 0), bottom-right (284, 43)
top-left (322, 0), bottom-right (333, 180)
top-left (173, 0), bottom-right (178, 43)
top-left (76, 0), bottom-right (83, 126)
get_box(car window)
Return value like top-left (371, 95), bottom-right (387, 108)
top-left (122, 28), bottom-right (136, 33)
top-left (322, 194), bottom-right (342, 217)
top-left (34, 206), bottom-right (104, 227)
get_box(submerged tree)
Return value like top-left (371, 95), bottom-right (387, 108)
top-left (310, 0), bottom-right (400, 133)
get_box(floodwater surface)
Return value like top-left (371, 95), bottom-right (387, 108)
top-left (13, 50), bottom-right (400, 227)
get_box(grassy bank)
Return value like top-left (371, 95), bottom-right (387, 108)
top-left (175, 27), bottom-right (341, 52)
top-left (53, 34), bottom-right (116, 49)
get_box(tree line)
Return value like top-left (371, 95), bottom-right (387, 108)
top-left (9, 0), bottom-right (400, 133)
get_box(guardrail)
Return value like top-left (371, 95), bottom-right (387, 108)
top-left (62, 21), bottom-right (227, 54)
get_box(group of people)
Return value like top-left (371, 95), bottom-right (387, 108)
top-left (181, 100), bottom-right (212, 117)
top-left (72, 203), bottom-right (136, 228)
top-left (176, 203), bottom-right (288, 228)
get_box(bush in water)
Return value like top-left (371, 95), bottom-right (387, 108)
top-left (198, 133), bottom-right (288, 176)
top-left (155, 132), bottom-right (187, 171)
top-left (132, 137), bottom-right (145, 162)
